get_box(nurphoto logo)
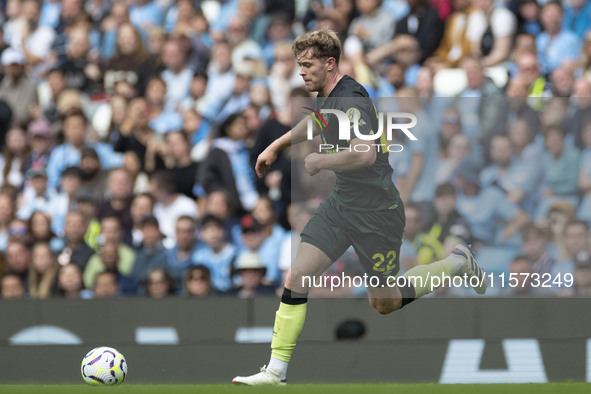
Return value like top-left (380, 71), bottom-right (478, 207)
top-left (304, 107), bottom-right (418, 153)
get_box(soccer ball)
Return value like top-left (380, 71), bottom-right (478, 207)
top-left (81, 346), bottom-right (127, 385)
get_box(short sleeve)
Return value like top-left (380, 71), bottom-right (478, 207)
top-left (491, 8), bottom-right (516, 38)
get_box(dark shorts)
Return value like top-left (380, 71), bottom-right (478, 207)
top-left (300, 193), bottom-right (405, 285)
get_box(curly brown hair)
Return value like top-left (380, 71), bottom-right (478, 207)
top-left (292, 29), bottom-right (341, 64)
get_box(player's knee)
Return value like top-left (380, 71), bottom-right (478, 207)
top-left (371, 298), bottom-right (402, 315)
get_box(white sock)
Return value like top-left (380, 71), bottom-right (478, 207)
top-left (449, 254), bottom-right (465, 275)
top-left (267, 357), bottom-right (288, 380)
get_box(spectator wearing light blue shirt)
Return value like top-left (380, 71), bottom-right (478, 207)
top-left (160, 40), bottom-right (193, 112)
top-left (480, 135), bottom-right (537, 215)
top-left (577, 122), bottom-right (591, 225)
top-left (46, 110), bottom-right (123, 191)
top-left (455, 160), bottom-right (529, 246)
top-left (537, 124), bottom-right (580, 219)
top-left (536, 2), bottom-right (581, 75)
top-left (192, 215), bottom-right (238, 293)
top-left (145, 76), bottom-right (183, 136)
top-left (562, 0), bottom-right (591, 39)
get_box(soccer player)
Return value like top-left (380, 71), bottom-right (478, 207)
top-left (232, 30), bottom-right (487, 386)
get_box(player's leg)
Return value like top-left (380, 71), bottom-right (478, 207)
top-left (232, 242), bottom-right (335, 386)
top-left (367, 243), bottom-right (487, 314)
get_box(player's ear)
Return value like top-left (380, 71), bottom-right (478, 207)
top-left (326, 57), bottom-right (336, 71)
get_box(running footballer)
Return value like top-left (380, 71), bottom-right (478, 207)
top-left (232, 29), bottom-right (487, 386)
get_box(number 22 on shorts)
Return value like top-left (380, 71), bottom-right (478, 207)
top-left (372, 250), bottom-right (397, 272)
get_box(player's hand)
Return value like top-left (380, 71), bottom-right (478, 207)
top-left (304, 153), bottom-right (322, 176)
top-left (255, 148), bottom-right (277, 178)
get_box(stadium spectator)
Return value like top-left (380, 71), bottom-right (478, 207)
top-left (268, 42), bottom-right (303, 111)
top-left (83, 216), bottom-right (135, 289)
top-left (193, 214), bottom-right (238, 293)
top-left (201, 189), bottom-right (241, 244)
top-left (550, 64), bottom-right (575, 98)
top-left (226, 16), bottom-right (263, 70)
top-left (23, 120), bottom-right (53, 177)
top-left (166, 215), bottom-right (199, 292)
top-left (5, 239), bottom-right (31, 285)
top-left (184, 265), bottom-right (213, 298)
top-left (162, 130), bottom-right (198, 199)
top-left (17, 165), bottom-right (51, 220)
top-left (346, 0), bottom-right (395, 56)
top-left (430, 0), bottom-right (479, 67)
top-left (562, 0), bottom-right (591, 39)
top-left (521, 223), bottom-right (556, 275)
top-left (573, 250), bottom-right (591, 296)
top-left (514, 51), bottom-right (548, 102)
top-left (216, 63), bottom-right (254, 124)
top-left (46, 109), bottom-right (123, 190)
top-left (145, 268), bottom-right (175, 298)
top-left (435, 134), bottom-right (471, 186)
top-left (536, 1), bottom-right (581, 75)
top-left (96, 168), bottom-right (134, 237)
top-left (149, 171), bottom-right (197, 247)
top-left (0, 192), bottom-right (16, 252)
top-left (429, 183), bottom-right (472, 254)
top-left (47, 166), bottom-right (83, 236)
top-left (59, 210), bottom-right (94, 270)
top-left (99, 1), bottom-right (130, 60)
top-left (569, 79), bottom-right (591, 151)
top-left (480, 134), bottom-right (535, 212)
top-left (537, 125), bottom-right (580, 219)
top-left (128, 214), bottom-right (167, 295)
top-left (56, 27), bottom-right (95, 94)
top-left (199, 113), bottom-right (259, 214)
top-left (92, 271), bottom-right (119, 298)
top-left (28, 242), bottom-right (58, 299)
top-left (0, 126), bottom-right (29, 189)
top-left (12, 0), bottom-right (56, 71)
top-left (160, 39), bottom-right (192, 112)
top-left (515, 0), bottom-right (540, 36)
top-left (579, 122), bottom-right (591, 224)
top-left (506, 255), bottom-right (551, 296)
top-left (393, 0), bottom-right (443, 63)
top-left (77, 147), bottom-right (109, 204)
top-left (56, 262), bottom-right (89, 298)
top-left (239, 214), bottom-right (281, 285)
top-left (455, 160), bottom-right (529, 246)
top-left (144, 76), bottom-right (183, 136)
top-left (230, 251), bottom-right (276, 298)
top-left (27, 211), bottom-right (63, 252)
top-left (129, 192), bottom-right (155, 249)
top-left (466, 0), bottom-right (516, 67)
top-left (0, 273), bottom-right (26, 299)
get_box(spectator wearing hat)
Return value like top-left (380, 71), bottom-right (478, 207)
top-left (229, 251), bottom-right (276, 298)
top-left (192, 214), bottom-right (238, 293)
top-left (23, 120), bottom-right (54, 176)
top-left (573, 250), bottom-right (591, 296)
top-left (455, 159), bottom-right (529, 246)
top-left (17, 164), bottom-right (53, 220)
top-left (127, 214), bottom-right (167, 295)
top-left (239, 214), bottom-right (281, 285)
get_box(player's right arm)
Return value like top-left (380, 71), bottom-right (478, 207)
top-left (255, 117), bottom-right (319, 178)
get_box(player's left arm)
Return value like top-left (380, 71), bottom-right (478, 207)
top-left (304, 137), bottom-right (376, 175)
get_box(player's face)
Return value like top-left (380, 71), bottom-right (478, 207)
top-left (297, 49), bottom-right (329, 93)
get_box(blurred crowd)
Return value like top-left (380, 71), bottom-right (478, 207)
top-left (0, 0), bottom-right (590, 299)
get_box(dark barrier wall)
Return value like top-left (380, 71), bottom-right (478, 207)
top-left (1, 298), bottom-right (590, 383)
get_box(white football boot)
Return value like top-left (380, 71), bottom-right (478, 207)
top-left (232, 366), bottom-right (287, 386)
top-left (451, 243), bottom-right (488, 295)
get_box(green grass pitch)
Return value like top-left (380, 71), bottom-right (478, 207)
top-left (0, 384), bottom-right (590, 393)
